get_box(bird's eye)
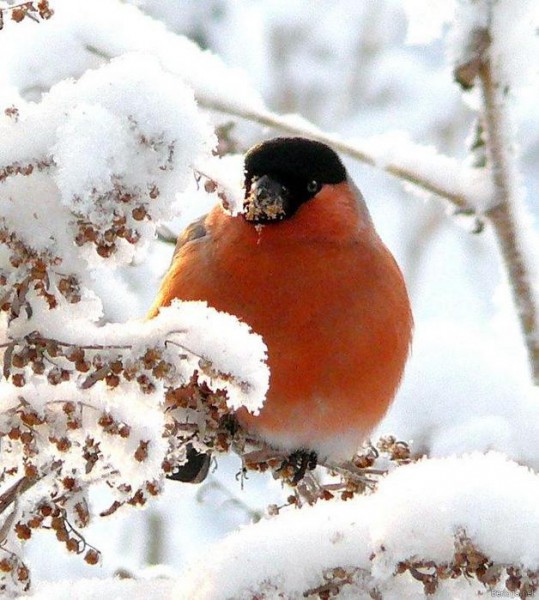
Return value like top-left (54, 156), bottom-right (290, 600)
top-left (307, 180), bottom-right (320, 194)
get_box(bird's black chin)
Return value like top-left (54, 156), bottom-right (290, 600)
top-left (243, 174), bottom-right (290, 224)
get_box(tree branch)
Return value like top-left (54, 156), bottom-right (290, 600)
top-left (475, 30), bottom-right (539, 384)
top-left (199, 47), bottom-right (539, 386)
top-left (197, 97), bottom-right (484, 220)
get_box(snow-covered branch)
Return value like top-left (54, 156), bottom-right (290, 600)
top-left (197, 96), bottom-right (490, 225)
top-left (182, 453), bottom-right (539, 599)
top-left (0, 54), bottom-right (268, 595)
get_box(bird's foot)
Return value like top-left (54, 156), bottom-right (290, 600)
top-left (280, 449), bottom-right (318, 484)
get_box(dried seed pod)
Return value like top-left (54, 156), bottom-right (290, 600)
top-left (105, 373), bottom-right (120, 388)
top-left (109, 360), bottom-right (123, 374)
top-left (11, 353), bottom-right (27, 368)
top-left (62, 477), bottom-right (76, 490)
top-left (8, 427), bottom-right (21, 440)
top-left (27, 516), bottom-right (43, 529)
top-left (66, 538), bottom-right (80, 554)
top-left (134, 441), bottom-right (149, 462)
top-left (84, 549), bottom-right (100, 565)
top-left (11, 373), bottom-right (26, 387)
top-left (56, 437), bottom-right (71, 452)
top-left (24, 463), bottom-right (38, 478)
top-left (75, 360), bottom-right (90, 373)
top-left (56, 528), bottom-right (69, 543)
top-left (0, 559), bottom-right (13, 573)
top-left (31, 360), bottom-right (45, 375)
top-left (15, 523), bottom-right (32, 540)
top-left (62, 402), bottom-right (76, 415)
top-left (132, 206), bottom-right (147, 221)
top-left (50, 517), bottom-right (64, 531)
top-left (17, 564), bottom-right (30, 583)
top-left (118, 424), bottom-right (131, 438)
top-left (65, 346), bottom-right (84, 363)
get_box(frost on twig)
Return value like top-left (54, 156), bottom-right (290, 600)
top-left (196, 96), bottom-right (490, 229)
top-left (450, 4), bottom-right (539, 384)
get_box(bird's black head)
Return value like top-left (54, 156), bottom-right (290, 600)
top-left (243, 137), bottom-right (347, 224)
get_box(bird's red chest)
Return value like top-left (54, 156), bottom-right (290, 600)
top-left (150, 183), bottom-right (412, 459)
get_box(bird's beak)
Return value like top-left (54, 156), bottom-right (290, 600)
top-left (243, 175), bottom-right (289, 223)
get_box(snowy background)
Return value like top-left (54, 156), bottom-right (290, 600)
top-left (0, 0), bottom-right (538, 598)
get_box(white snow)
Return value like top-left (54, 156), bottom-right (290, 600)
top-left (0, 0), bottom-right (265, 113)
top-left (401, 0), bottom-right (456, 44)
top-left (180, 453), bottom-right (539, 599)
top-left (30, 576), bottom-right (176, 600)
top-left (1, 0), bottom-right (539, 598)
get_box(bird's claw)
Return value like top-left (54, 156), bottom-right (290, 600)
top-left (280, 449), bottom-right (318, 484)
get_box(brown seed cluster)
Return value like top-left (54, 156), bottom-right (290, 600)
top-left (72, 178), bottom-right (162, 259)
top-left (0, 554), bottom-right (30, 594)
top-left (0, 332), bottom-right (193, 594)
top-left (302, 566), bottom-right (367, 600)
top-left (0, 228), bottom-right (81, 320)
top-left (394, 531), bottom-right (539, 597)
top-left (0, 1), bottom-right (54, 28)
top-left (3, 333), bottom-right (179, 400)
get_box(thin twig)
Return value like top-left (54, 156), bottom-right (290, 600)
top-left (0, 475), bottom-right (39, 519)
top-left (475, 29), bottom-right (539, 384)
top-left (197, 97), bottom-right (482, 217)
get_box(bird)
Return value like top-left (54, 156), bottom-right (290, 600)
top-left (148, 137), bottom-right (413, 482)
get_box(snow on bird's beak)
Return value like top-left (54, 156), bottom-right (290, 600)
top-left (243, 175), bottom-right (290, 223)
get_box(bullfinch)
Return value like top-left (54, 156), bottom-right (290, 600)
top-left (148, 137), bottom-right (413, 482)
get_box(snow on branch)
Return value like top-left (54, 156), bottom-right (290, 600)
top-left (182, 453), bottom-right (539, 599)
top-left (0, 54), bottom-right (269, 595)
top-left (196, 96), bottom-right (492, 230)
top-left (0, 0), bottom-right (490, 225)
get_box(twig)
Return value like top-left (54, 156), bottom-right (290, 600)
top-left (0, 475), bottom-right (39, 519)
top-left (197, 97), bottom-right (482, 217)
top-left (199, 42), bottom-right (539, 386)
top-left (475, 29), bottom-right (539, 384)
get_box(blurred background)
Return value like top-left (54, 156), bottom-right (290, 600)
top-left (1, 0), bottom-right (538, 588)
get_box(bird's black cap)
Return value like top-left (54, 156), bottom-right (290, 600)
top-left (243, 137), bottom-right (347, 223)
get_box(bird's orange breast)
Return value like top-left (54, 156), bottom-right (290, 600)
top-left (149, 183), bottom-right (412, 459)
